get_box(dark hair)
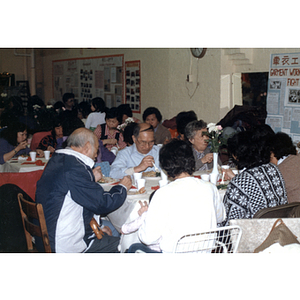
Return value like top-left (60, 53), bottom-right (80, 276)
top-left (271, 132), bottom-right (297, 159)
top-left (184, 120), bottom-right (207, 142)
top-left (105, 107), bottom-right (119, 120)
top-left (176, 111), bottom-right (198, 134)
top-left (0, 122), bottom-right (27, 146)
top-left (133, 123), bottom-right (154, 139)
top-left (51, 117), bottom-right (62, 139)
top-left (91, 97), bottom-right (106, 113)
top-left (159, 139), bottom-right (195, 178)
top-left (78, 101), bottom-right (91, 118)
top-left (123, 122), bottom-right (137, 146)
top-left (62, 93), bottom-right (74, 103)
top-left (142, 107), bottom-right (162, 122)
top-left (117, 104), bottom-right (132, 124)
top-left (227, 127), bottom-right (274, 170)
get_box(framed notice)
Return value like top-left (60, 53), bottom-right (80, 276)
top-left (125, 60), bottom-right (141, 113)
top-left (266, 52), bottom-right (300, 138)
top-left (53, 54), bottom-right (124, 108)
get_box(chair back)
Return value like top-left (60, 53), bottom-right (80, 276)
top-left (30, 131), bottom-right (51, 151)
top-left (253, 202), bottom-right (300, 219)
top-left (173, 225), bottom-right (242, 253)
top-left (17, 193), bottom-right (51, 253)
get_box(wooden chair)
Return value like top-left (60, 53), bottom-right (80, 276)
top-left (17, 193), bottom-right (51, 253)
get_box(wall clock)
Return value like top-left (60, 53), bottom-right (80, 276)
top-left (190, 48), bottom-right (207, 58)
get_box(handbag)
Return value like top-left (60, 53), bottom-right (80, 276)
top-left (254, 218), bottom-right (300, 253)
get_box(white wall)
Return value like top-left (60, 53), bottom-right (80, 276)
top-left (2, 48), bottom-right (300, 124)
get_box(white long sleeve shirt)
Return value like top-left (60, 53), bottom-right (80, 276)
top-left (138, 176), bottom-right (226, 253)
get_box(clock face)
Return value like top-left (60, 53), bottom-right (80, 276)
top-left (191, 48), bottom-right (207, 58)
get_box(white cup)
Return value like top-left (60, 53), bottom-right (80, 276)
top-left (221, 165), bottom-right (230, 170)
top-left (161, 170), bottom-right (168, 181)
top-left (111, 146), bottom-right (118, 156)
top-left (201, 174), bottom-right (209, 182)
top-left (137, 179), bottom-right (146, 190)
top-left (44, 150), bottom-right (50, 160)
top-left (159, 179), bottom-right (168, 188)
top-left (29, 151), bottom-right (36, 162)
top-left (209, 173), bottom-right (219, 185)
top-left (133, 173), bottom-right (142, 186)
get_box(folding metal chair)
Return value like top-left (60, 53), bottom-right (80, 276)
top-left (173, 225), bottom-right (242, 253)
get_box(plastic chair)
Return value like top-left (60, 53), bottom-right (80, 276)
top-left (253, 202), bottom-right (300, 219)
top-left (173, 225), bottom-right (242, 253)
top-left (17, 193), bottom-right (51, 253)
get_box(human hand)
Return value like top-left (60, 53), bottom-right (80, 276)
top-left (16, 140), bottom-right (28, 151)
top-left (138, 200), bottom-right (148, 216)
top-left (93, 166), bottom-right (103, 182)
top-left (104, 138), bottom-right (117, 145)
top-left (47, 145), bottom-right (55, 153)
top-left (119, 175), bottom-right (132, 190)
top-left (202, 153), bottom-right (213, 164)
top-left (223, 168), bottom-right (236, 181)
top-left (101, 226), bottom-right (112, 236)
top-left (36, 149), bottom-right (44, 157)
top-left (135, 155), bottom-right (154, 172)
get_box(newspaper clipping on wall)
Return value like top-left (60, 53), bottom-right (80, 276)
top-left (266, 52), bottom-right (300, 145)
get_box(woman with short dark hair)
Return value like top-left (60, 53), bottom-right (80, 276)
top-left (85, 97), bottom-right (107, 131)
top-left (220, 128), bottom-right (287, 226)
top-left (142, 106), bottom-right (171, 145)
top-left (0, 122), bottom-right (44, 164)
top-left (270, 132), bottom-right (300, 203)
top-left (128, 139), bottom-right (225, 253)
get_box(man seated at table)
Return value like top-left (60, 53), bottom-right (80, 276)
top-left (35, 127), bottom-right (132, 253)
top-left (109, 123), bottom-right (160, 179)
top-left (127, 139), bottom-right (226, 253)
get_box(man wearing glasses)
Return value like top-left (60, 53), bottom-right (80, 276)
top-left (110, 123), bottom-right (160, 179)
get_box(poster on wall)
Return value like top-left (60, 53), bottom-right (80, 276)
top-left (266, 52), bottom-right (300, 145)
top-left (125, 60), bottom-right (141, 113)
top-left (53, 55), bottom-right (124, 108)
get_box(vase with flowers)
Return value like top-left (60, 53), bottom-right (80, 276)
top-left (203, 123), bottom-right (224, 174)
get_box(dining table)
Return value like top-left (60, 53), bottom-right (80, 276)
top-left (99, 169), bottom-right (230, 253)
top-left (0, 157), bottom-right (48, 173)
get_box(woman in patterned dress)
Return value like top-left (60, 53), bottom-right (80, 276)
top-left (220, 127), bottom-right (288, 226)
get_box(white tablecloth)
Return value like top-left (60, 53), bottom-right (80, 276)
top-left (0, 158), bottom-right (48, 173)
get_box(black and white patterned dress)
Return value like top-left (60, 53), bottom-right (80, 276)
top-left (219, 163), bottom-right (287, 226)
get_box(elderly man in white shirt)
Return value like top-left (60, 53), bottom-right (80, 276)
top-left (109, 123), bottom-right (160, 179)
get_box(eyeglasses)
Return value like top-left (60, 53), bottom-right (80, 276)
top-left (136, 139), bottom-right (155, 147)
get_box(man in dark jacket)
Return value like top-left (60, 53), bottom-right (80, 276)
top-left (35, 127), bottom-right (131, 253)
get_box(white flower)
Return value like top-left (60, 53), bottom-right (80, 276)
top-left (125, 117), bottom-right (134, 124)
top-left (1, 93), bottom-right (7, 98)
top-left (207, 123), bottom-right (217, 133)
top-left (207, 123), bottom-right (222, 133)
top-left (46, 105), bottom-right (53, 109)
top-left (33, 104), bottom-right (41, 110)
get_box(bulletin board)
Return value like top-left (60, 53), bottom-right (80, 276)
top-left (125, 60), bottom-right (141, 113)
top-left (266, 52), bottom-right (300, 145)
top-left (52, 54), bottom-right (124, 108)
